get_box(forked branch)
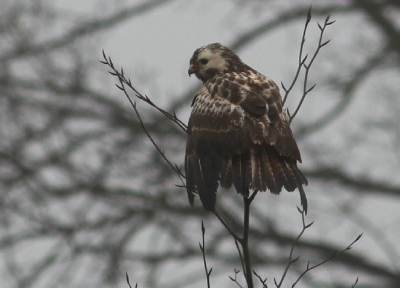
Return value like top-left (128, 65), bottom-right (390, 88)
top-left (281, 6), bottom-right (335, 124)
top-left (268, 207), bottom-right (362, 288)
top-left (199, 221), bottom-right (212, 288)
top-left (101, 55), bottom-right (186, 186)
top-left (101, 51), bottom-right (188, 132)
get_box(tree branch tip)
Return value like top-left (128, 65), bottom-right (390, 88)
top-left (291, 255), bottom-right (300, 263)
top-left (320, 40), bottom-right (331, 47)
top-left (305, 221), bottom-right (314, 228)
top-left (317, 23), bottom-right (323, 31)
top-left (327, 20), bottom-right (336, 26)
top-left (307, 6), bottom-right (312, 21)
top-left (126, 272), bottom-right (137, 288)
top-left (325, 14), bottom-right (331, 22)
top-left (208, 267), bottom-right (213, 275)
top-left (352, 277), bottom-right (359, 287)
top-left (307, 84), bottom-right (317, 93)
top-left (281, 81), bottom-right (287, 91)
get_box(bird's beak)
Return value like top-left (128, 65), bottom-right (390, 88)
top-left (188, 64), bottom-right (195, 77)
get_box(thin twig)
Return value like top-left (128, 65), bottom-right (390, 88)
top-left (282, 6), bottom-right (312, 106)
top-left (275, 207), bottom-right (311, 288)
top-left (235, 240), bottom-right (246, 275)
top-left (229, 268), bottom-right (244, 288)
top-left (213, 208), bottom-right (241, 242)
top-left (111, 77), bottom-right (186, 188)
top-left (289, 11), bottom-right (335, 123)
top-left (274, 208), bottom-right (362, 288)
top-left (291, 233), bottom-right (362, 287)
top-left (248, 190), bottom-right (258, 203)
top-left (351, 277), bottom-right (359, 288)
top-left (253, 271), bottom-right (268, 288)
top-left (126, 272), bottom-right (138, 288)
top-left (131, 97), bottom-right (186, 184)
top-left (100, 50), bottom-right (188, 132)
top-left (280, 6), bottom-right (335, 124)
top-left (199, 221), bottom-right (212, 288)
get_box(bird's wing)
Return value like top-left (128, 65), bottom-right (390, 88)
top-left (185, 86), bottom-right (247, 210)
top-left (208, 71), bottom-right (302, 162)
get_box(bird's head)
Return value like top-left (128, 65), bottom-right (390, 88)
top-left (188, 43), bottom-right (244, 82)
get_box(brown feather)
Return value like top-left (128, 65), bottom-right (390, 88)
top-left (185, 135), bottom-right (196, 206)
top-left (250, 148), bottom-right (262, 191)
top-left (231, 154), bottom-right (249, 196)
top-left (261, 149), bottom-right (278, 193)
top-left (220, 157), bottom-right (233, 189)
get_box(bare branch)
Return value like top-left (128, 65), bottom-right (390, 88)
top-left (229, 268), bottom-right (244, 288)
top-left (253, 271), bottom-right (268, 288)
top-left (282, 6), bottom-right (312, 105)
top-left (275, 208), bottom-right (311, 287)
top-left (101, 51), bottom-right (188, 132)
top-left (212, 209), bottom-right (242, 242)
top-left (351, 277), bottom-right (359, 288)
top-left (126, 272), bottom-right (138, 288)
top-left (199, 221), bottom-right (212, 288)
top-left (292, 234), bottom-right (363, 287)
top-left (288, 9), bottom-right (335, 123)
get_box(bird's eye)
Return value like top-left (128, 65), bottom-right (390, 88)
top-left (199, 58), bottom-right (208, 65)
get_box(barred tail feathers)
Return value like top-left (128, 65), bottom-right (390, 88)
top-left (228, 146), bottom-right (307, 211)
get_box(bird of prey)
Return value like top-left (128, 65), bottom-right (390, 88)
top-left (185, 43), bottom-right (308, 213)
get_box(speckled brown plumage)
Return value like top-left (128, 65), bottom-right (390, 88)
top-left (185, 43), bottom-right (308, 212)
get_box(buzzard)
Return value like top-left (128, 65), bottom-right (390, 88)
top-left (185, 43), bottom-right (308, 213)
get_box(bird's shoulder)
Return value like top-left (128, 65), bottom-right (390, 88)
top-left (205, 69), bottom-right (280, 106)
top-left (191, 86), bottom-right (243, 118)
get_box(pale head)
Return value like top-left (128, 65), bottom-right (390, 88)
top-left (188, 43), bottom-right (245, 82)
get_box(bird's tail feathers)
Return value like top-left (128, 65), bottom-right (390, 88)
top-left (222, 147), bottom-right (307, 208)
